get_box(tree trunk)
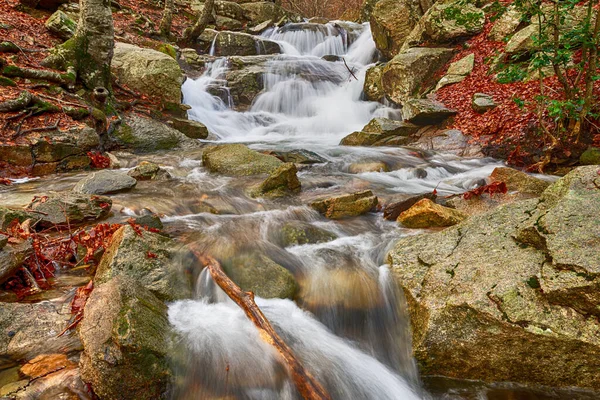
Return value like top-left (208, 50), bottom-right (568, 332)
top-left (183, 0), bottom-right (215, 44)
top-left (159, 0), bottom-right (174, 37)
top-left (42, 0), bottom-right (114, 91)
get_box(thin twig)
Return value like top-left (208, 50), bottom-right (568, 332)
top-left (342, 57), bottom-right (358, 81)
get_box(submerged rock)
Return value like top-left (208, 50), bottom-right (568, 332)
top-left (27, 192), bottom-right (112, 228)
top-left (387, 166), bottom-right (600, 389)
top-left (73, 170), bottom-right (137, 195)
top-left (398, 198), bottom-right (468, 228)
top-left (111, 42), bottom-right (184, 105)
top-left (95, 225), bottom-right (191, 301)
top-left (79, 276), bottom-right (172, 400)
top-left (279, 221), bottom-right (337, 247)
top-left (202, 144), bottom-right (282, 176)
top-left (222, 252), bottom-right (298, 299)
top-left (128, 161), bottom-right (171, 181)
top-left (249, 163), bottom-right (301, 198)
top-left (348, 161), bottom-right (389, 174)
top-left (311, 190), bottom-right (378, 219)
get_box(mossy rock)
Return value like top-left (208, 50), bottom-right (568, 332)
top-left (279, 221), bottom-right (337, 247)
top-left (202, 144), bottom-right (282, 176)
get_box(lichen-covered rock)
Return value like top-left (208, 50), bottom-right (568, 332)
top-left (79, 276), bottom-right (172, 400)
top-left (27, 192), bottom-right (111, 228)
top-left (211, 31), bottom-right (280, 56)
top-left (111, 42), bottom-right (184, 104)
top-left (579, 147), bottom-right (600, 165)
top-left (398, 198), bottom-right (467, 228)
top-left (489, 167), bottom-right (551, 196)
top-left (95, 225), bottom-right (191, 301)
top-left (45, 10), bottom-right (76, 40)
top-left (279, 221), bottom-right (337, 247)
top-left (240, 2), bottom-right (286, 24)
top-left (215, 0), bottom-right (245, 20)
top-left (401, 99), bottom-right (457, 125)
top-left (221, 252), bottom-right (298, 299)
top-left (472, 92), bottom-right (497, 113)
top-left (488, 5), bottom-right (523, 41)
top-left (363, 64), bottom-right (385, 101)
top-left (505, 24), bottom-right (537, 54)
top-left (115, 115), bottom-right (197, 153)
top-left (73, 170), bottom-right (137, 195)
top-left (370, 0), bottom-right (429, 59)
top-left (436, 53), bottom-right (474, 90)
top-left (382, 48), bottom-right (454, 104)
top-left (311, 190), bottom-right (378, 219)
top-left (202, 144), bottom-right (283, 176)
top-left (387, 166), bottom-right (600, 389)
top-left (340, 118), bottom-right (419, 146)
top-left (249, 162), bottom-right (301, 198)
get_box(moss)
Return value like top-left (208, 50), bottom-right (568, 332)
top-left (526, 276), bottom-right (541, 289)
top-left (0, 76), bottom-right (16, 87)
top-left (157, 44), bottom-right (177, 60)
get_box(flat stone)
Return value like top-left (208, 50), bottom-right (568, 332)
top-left (73, 170), bottom-right (137, 195)
top-left (27, 191), bottom-right (112, 228)
top-left (472, 93), bottom-right (497, 113)
top-left (311, 190), bottom-right (378, 219)
top-left (401, 99), bottom-right (457, 125)
top-left (202, 144), bottom-right (283, 176)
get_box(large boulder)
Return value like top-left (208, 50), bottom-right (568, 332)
top-left (382, 48), bottom-right (454, 104)
top-left (397, 198), bottom-right (467, 228)
top-left (363, 64), bottom-right (385, 101)
top-left (211, 31), bottom-right (280, 56)
top-left (79, 276), bottom-right (172, 400)
top-left (580, 147), bottom-right (600, 165)
top-left (387, 166), bottom-right (600, 389)
top-left (488, 5), bottom-right (523, 42)
top-left (73, 170), bottom-right (137, 195)
top-left (170, 118), bottom-right (209, 139)
top-left (340, 118), bottom-right (420, 146)
top-left (249, 162), bottom-right (301, 198)
top-left (111, 43), bottom-right (184, 104)
top-left (202, 144), bottom-right (283, 176)
top-left (221, 252), bottom-right (299, 299)
top-left (215, 1), bottom-right (245, 20)
top-left (27, 192), bottom-right (111, 229)
top-left (311, 190), bottom-right (378, 219)
top-left (95, 225), bottom-right (191, 301)
top-left (115, 115), bottom-right (197, 153)
top-left (369, 0), bottom-right (430, 59)
top-left (240, 2), bottom-right (286, 24)
top-left (410, 127), bottom-right (483, 157)
top-left (505, 24), bottom-right (538, 54)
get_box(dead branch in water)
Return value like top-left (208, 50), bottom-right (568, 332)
top-left (343, 58), bottom-right (358, 81)
top-left (201, 255), bottom-right (331, 400)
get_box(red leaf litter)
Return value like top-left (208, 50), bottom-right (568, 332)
top-left (463, 181), bottom-right (508, 200)
top-left (87, 152), bottom-right (111, 169)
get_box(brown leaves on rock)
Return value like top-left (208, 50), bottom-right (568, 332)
top-left (87, 152), bottom-right (111, 169)
top-left (58, 280), bottom-right (93, 337)
top-left (463, 181), bottom-right (508, 200)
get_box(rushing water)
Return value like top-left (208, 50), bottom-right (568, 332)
top-left (1, 20), bottom-right (588, 400)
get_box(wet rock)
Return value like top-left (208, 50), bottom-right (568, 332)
top-left (348, 162), bottom-right (389, 174)
top-left (488, 5), bottom-right (523, 41)
top-left (490, 167), bottom-right (550, 196)
top-left (202, 144), bottom-right (283, 176)
top-left (73, 170), bottom-right (137, 195)
top-left (45, 10), bottom-right (76, 40)
top-left (398, 198), bottom-right (467, 228)
top-left (128, 161), bottom-right (171, 181)
top-left (0, 241), bottom-right (32, 285)
top-left (31, 126), bottom-right (98, 164)
top-left (111, 42), bottom-right (184, 104)
top-left (249, 163), bottom-right (301, 198)
top-left (95, 225), bottom-right (191, 301)
top-left (445, 191), bottom-right (528, 217)
top-left (266, 149), bottom-right (327, 164)
top-left (170, 118), bottom-right (209, 139)
top-left (212, 31), bottom-right (280, 56)
top-left (222, 252), bottom-right (298, 299)
top-left (279, 221), bottom-right (337, 247)
top-left (382, 48), bottom-right (454, 104)
top-left (472, 93), bottom-right (497, 113)
top-left (401, 99), bottom-right (457, 125)
top-left (134, 214), bottom-right (164, 231)
top-left (20, 353), bottom-right (76, 379)
top-left (311, 190), bottom-right (378, 219)
top-left (79, 276), bottom-right (172, 400)
top-left (0, 300), bottom-right (81, 361)
top-left (13, 364), bottom-right (88, 399)
top-left (387, 166), bottom-right (600, 389)
top-left (364, 64), bottom-right (385, 101)
top-left (27, 192), bottom-right (112, 229)
top-left (403, 0), bottom-right (484, 49)
top-left (240, 2), bottom-right (286, 24)
top-left (436, 53), bottom-right (475, 90)
top-left (411, 127), bottom-right (483, 157)
top-left (370, 0), bottom-right (429, 59)
top-left (579, 147), bottom-right (600, 165)
top-left (383, 193), bottom-right (437, 221)
top-left (0, 234), bottom-right (7, 249)
top-left (0, 207), bottom-right (37, 230)
top-left (115, 115), bottom-right (197, 153)
top-left (0, 143), bottom-right (33, 167)
top-left (322, 55), bottom-right (343, 62)
top-left (340, 118), bottom-right (419, 146)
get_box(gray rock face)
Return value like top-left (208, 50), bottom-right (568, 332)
top-left (115, 115), bottom-right (198, 153)
top-left (401, 99), bottom-right (457, 125)
top-left (27, 192), bottom-right (112, 228)
top-left (240, 2), bottom-right (286, 24)
top-left (95, 225), bottom-right (191, 301)
top-left (0, 241), bottom-right (32, 285)
top-left (79, 276), bottom-right (172, 400)
top-left (387, 166), bottom-right (600, 389)
top-left (488, 5), bottom-right (523, 41)
top-left (202, 144), bottom-right (283, 176)
top-left (73, 170), bottom-right (137, 195)
top-left (472, 93), bottom-right (497, 113)
top-left (363, 65), bottom-right (385, 101)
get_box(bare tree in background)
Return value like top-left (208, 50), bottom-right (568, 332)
top-left (282, 0), bottom-right (363, 19)
top-left (183, 0), bottom-right (216, 43)
top-left (159, 0), bottom-right (175, 37)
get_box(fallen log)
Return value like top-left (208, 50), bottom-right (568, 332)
top-left (201, 255), bottom-right (331, 400)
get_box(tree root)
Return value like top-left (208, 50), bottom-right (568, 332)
top-left (2, 64), bottom-right (76, 89)
top-left (0, 41), bottom-right (20, 53)
top-left (0, 91), bottom-right (33, 112)
top-left (201, 255), bottom-right (331, 400)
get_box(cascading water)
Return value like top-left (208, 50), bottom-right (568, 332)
top-left (169, 21), bottom-right (507, 400)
